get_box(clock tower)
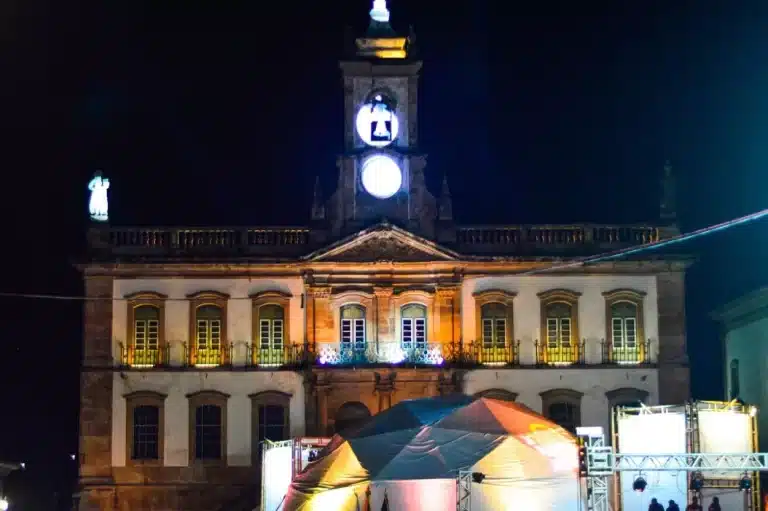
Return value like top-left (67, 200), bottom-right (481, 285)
top-left (324, 0), bottom-right (439, 239)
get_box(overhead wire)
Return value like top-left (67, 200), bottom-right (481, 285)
top-left (0, 208), bottom-right (764, 302)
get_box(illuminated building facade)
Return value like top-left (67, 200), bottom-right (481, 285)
top-left (77, 2), bottom-right (691, 509)
top-left (712, 287), bottom-right (768, 450)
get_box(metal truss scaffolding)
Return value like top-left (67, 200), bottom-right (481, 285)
top-left (455, 434), bottom-right (768, 511)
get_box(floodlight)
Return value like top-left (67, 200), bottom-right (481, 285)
top-left (632, 476), bottom-right (647, 492)
top-left (471, 472), bottom-right (486, 484)
top-left (0, 498), bottom-right (8, 511)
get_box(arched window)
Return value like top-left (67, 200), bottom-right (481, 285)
top-left (611, 301), bottom-right (638, 352)
top-left (547, 402), bottom-right (579, 434)
top-left (133, 305), bottom-right (160, 366)
top-left (540, 389), bottom-right (583, 434)
top-left (401, 304), bottom-right (427, 350)
top-left (603, 289), bottom-right (646, 364)
top-left (335, 401), bottom-right (372, 434)
top-left (259, 305), bottom-right (285, 350)
top-left (480, 303), bottom-right (506, 347)
top-left (730, 359), bottom-right (740, 400)
top-left (545, 302), bottom-right (572, 349)
top-left (195, 305), bottom-right (223, 365)
top-left (340, 305), bottom-right (366, 349)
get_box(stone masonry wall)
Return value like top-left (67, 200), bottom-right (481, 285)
top-left (656, 271), bottom-right (691, 404)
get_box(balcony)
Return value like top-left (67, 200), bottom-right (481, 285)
top-left (313, 342), bottom-right (454, 367)
top-left (246, 343), bottom-right (308, 369)
top-left (119, 343), bottom-right (170, 368)
top-left (534, 341), bottom-right (586, 366)
top-left (600, 339), bottom-right (651, 365)
top-left (463, 341), bottom-right (520, 366)
top-left (112, 339), bottom-right (655, 370)
top-left (183, 343), bottom-right (232, 368)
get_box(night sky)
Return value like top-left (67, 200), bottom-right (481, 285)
top-left (1, 1), bottom-right (767, 508)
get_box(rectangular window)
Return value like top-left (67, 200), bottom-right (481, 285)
top-left (547, 318), bottom-right (570, 347)
top-left (258, 404), bottom-right (287, 444)
top-left (259, 319), bottom-right (271, 349)
top-left (197, 319), bottom-right (222, 365)
top-left (482, 319), bottom-right (506, 347)
top-left (132, 406), bottom-right (159, 460)
top-left (133, 319), bottom-right (160, 365)
top-left (494, 319), bottom-right (506, 346)
top-left (402, 318), bottom-right (426, 349)
top-left (259, 319), bottom-right (284, 349)
top-left (195, 405), bottom-right (222, 460)
top-left (341, 318), bottom-right (365, 348)
top-left (482, 318), bottom-right (494, 346)
top-left (612, 318), bottom-right (637, 349)
top-left (197, 319), bottom-right (221, 349)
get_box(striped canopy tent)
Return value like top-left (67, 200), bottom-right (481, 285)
top-left (281, 395), bottom-right (582, 511)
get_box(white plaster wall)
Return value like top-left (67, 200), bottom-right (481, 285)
top-left (461, 275), bottom-right (659, 364)
top-left (465, 367), bottom-right (659, 434)
top-left (112, 278), bottom-right (305, 365)
top-left (112, 370), bottom-right (305, 467)
top-left (725, 317), bottom-right (768, 451)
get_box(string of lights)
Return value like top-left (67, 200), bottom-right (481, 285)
top-left (0, 208), bottom-right (764, 303)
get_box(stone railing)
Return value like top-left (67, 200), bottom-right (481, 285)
top-left (88, 226), bottom-right (311, 257)
top-left (456, 224), bottom-right (670, 254)
top-left (87, 223), bottom-right (673, 259)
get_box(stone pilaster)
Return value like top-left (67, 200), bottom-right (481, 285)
top-left (307, 286), bottom-right (332, 347)
top-left (315, 384), bottom-right (332, 436)
top-left (374, 287), bottom-right (394, 345)
top-left (374, 372), bottom-right (396, 413)
top-left (656, 272), bottom-right (690, 404)
top-left (437, 371), bottom-right (464, 396)
top-left (435, 287), bottom-right (460, 344)
top-left (80, 275), bottom-right (114, 492)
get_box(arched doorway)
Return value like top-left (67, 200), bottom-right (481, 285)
top-left (334, 402), bottom-right (372, 434)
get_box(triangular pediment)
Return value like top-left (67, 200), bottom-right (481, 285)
top-left (303, 224), bottom-right (460, 263)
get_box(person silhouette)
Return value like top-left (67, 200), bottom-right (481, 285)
top-left (686, 496), bottom-right (703, 511)
top-left (88, 171), bottom-right (110, 222)
top-left (708, 496), bottom-right (721, 511)
top-left (667, 500), bottom-right (681, 511)
top-left (649, 498), bottom-right (664, 511)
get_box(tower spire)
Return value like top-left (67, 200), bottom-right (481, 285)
top-left (660, 160), bottom-right (677, 223)
top-left (438, 174), bottom-right (453, 221)
top-left (370, 0), bottom-right (390, 23)
top-left (311, 176), bottom-right (325, 221)
top-left (355, 0), bottom-right (405, 58)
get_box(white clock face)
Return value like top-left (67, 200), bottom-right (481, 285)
top-left (355, 95), bottom-right (399, 148)
top-left (361, 154), bottom-right (402, 199)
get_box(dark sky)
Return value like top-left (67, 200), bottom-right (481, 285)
top-left (1, 1), bottom-right (767, 508)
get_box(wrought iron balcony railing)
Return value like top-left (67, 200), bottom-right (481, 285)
top-left (118, 343), bottom-right (170, 368)
top-left (534, 340), bottom-right (586, 366)
top-left (600, 339), bottom-right (652, 365)
top-left (462, 340), bottom-right (520, 366)
top-left (113, 339), bottom-right (655, 370)
top-left (183, 342), bottom-right (233, 367)
top-left (246, 343), bottom-right (309, 368)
